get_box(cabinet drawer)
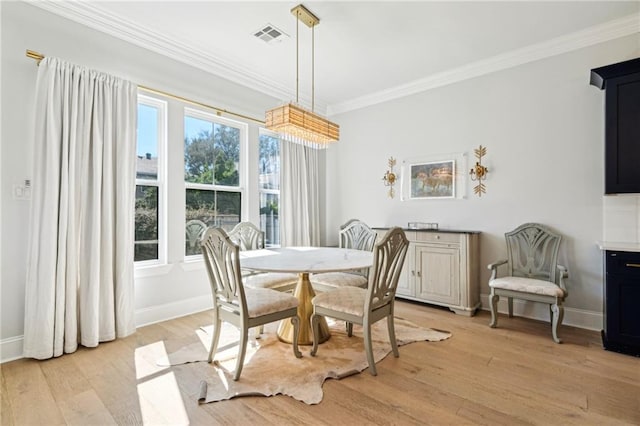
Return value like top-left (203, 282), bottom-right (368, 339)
top-left (606, 251), bottom-right (640, 276)
top-left (413, 232), bottom-right (461, 244)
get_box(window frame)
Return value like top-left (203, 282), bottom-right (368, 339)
top-left (183, 107), bottom-right (248, 260)
top-left (134, 94), bottom-right (167, 267)
top-left (258, 128), bottom-right (282, 247)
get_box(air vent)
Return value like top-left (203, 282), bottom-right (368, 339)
top-left (253, 24), bottom-right (288, 43)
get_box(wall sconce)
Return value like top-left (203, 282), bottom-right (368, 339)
top-left (382, 157), bottom-right (397, 198)
top-left (469, 145), bottom-right (489, 197)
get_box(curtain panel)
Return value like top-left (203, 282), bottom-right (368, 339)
top-left (280, 139), bottom-right (320, 247)
top-left (23, 57), bottom-right (137, 359)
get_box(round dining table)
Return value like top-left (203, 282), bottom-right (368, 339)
top-left (240, 246), bottom-right (373, 345)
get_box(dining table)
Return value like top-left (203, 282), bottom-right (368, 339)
top-left (240, 246), bottom-right (373, 345)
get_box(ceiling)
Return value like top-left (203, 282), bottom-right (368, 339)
top-left (36, 1), bottom-right (639, 115)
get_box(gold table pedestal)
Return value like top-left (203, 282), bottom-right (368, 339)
top-left (277, 272), bottom-right (330, 345)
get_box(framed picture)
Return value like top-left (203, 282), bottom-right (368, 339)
top-left (408, 160), bottom-right (455, 199)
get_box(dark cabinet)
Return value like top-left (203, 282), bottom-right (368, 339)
top-left (602, 250), bottom-right (640, 356)
top-left (590, 58), bottom-right (640, 194)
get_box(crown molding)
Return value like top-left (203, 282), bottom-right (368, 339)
top-left (328, 12), bottom-right (640, 116)
top-left (24, 0), bottom-right (330, 115)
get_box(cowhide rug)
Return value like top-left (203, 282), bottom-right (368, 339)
top-left (156, 317), bottom-right (451, 405)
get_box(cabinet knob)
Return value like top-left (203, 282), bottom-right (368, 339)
top-left (411, 270), bottom-right (415, 276)
top-left (417, 271), bottom-right (421, 277)
top-left (435, 235), bottom-right (440, 239)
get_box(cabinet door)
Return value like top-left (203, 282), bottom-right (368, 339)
top-left (415, 245), bottom-right (460, 305)
top-left (396, 243), bottom-right (414, 297)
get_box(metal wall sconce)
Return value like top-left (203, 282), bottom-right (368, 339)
top-left (469, 145), bottom-right (489, 197)
top-left (382, 157), bottom-right (397, 198)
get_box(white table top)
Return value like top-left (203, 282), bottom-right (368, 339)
top-left (240, 247), bottom-right (373, 274)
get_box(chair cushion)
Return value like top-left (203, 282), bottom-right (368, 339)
top-left (244, 272), bottom-right (298, 290)
top-left (489, 277), bottom-right (565, 297)
top-left (244, 287), bottom-right (298, 318)
top-left (310, 272), bottom-right (368, 289)
top-left (312, 286), bottom-right (367, 317)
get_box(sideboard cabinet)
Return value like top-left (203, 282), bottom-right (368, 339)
top-left (375, 228), bottom-right (480, 316)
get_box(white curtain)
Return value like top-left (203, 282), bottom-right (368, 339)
top-left (280, 138), bottom-right (320, 247)
top-left (23, 57), bottom-right (137, 359)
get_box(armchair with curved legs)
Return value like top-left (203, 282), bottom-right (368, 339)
top-left (310, 227), bottom-right (409, 376)
top-left (488, 223), bottom-right (569, 343)
top-left (200, 227), bottom-right (302, 381)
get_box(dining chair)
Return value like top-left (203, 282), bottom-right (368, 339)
top-left (200, 227), bottom-right (302, 381)
top-left (310, 219), bottom-right (378, 292)
top-left (227, 221), bottom-right (298, 292)
top-left (310, 227), bottom-right (409, 375)
top-left (488, 223), bottom-right (569, 343)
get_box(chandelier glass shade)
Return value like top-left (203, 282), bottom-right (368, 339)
top-left (266, 4), bottom-right (339, 146)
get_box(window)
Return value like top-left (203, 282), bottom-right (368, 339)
top-left (258, 132), bottom-right (281, 247)
top-left (135, 96), bottom-right (166, 263)
top-left (184, 109), bottom-right (245, 257)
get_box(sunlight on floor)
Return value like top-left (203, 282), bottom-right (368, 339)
top-left (137, 371), bottom-right (190, 425)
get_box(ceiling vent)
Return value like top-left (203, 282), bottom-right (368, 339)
top-left (253, 24), bottom-right (288, 43)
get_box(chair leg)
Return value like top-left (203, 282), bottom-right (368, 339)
top-left (233, 327), bottom-right (249, 381)
top-left (290, 316), bottom-right (302, 358)
top-left (551, 303), bottom-right (564, 344)
top-left (208, 317), bottom-right (222, 363)
top-left (363, 322), bottom-right (377, 376)
top-left (489, 293), bottom-right (499, 328)
top-left (346, 321), bottom-right (353, 337)
top-left (387, 314), bottom-right (399, 358)
top-left (310, 313), bottom-right (320, 357)
top-left (507, 297), bottom-right (514, 317)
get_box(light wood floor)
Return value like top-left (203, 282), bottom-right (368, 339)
top-left (2, 301), bottom-right (639, 425)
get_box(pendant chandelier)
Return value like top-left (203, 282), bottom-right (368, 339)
top-left (265, 4), bottom-right (339, 146)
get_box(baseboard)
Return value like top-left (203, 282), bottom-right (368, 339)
top-left (0, 295), bottom-right (212, 364)
top-left (479, 294), bottom-right (603, 331)
top-left (134, 294), bottom-right (212, 328)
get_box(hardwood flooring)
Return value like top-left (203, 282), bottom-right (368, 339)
top-left (2, 301), bottom-right (639, 425)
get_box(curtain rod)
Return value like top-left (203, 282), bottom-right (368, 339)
top-left (25, 49), bottom-right (266, 125)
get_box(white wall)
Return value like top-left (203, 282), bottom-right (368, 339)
top-left (1, 2), bottom-right (325, 361)
top-left (326, 35), bottom-right (640, 324)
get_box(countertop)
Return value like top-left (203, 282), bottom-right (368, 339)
top-left (374, 227), bottom-right (480, 234)
top-left (597, 241), bottom-right (640, 253)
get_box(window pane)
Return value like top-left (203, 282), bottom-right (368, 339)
top-left (259, 192), bottom-right (280, 247)
top-left (259, 134), bottom-right (280, 190)
top-left (135, 185), bottom-right (158, 261)
top-left (184, 116), bottom-right (240, 186)
top-left (137, 103), bottom-right (159, 180)
top-left (185, 189), bottom-right (241, 255)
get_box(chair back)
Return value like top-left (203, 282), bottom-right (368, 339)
top-left (227, 221), bottom-right (265, 251)
top-left (505, 223), bottom-right (561, 284)
top-left (340, 219), bottom-right (377, 278)
top-left (185, 219), bottom-right (207, 255)
top-left (365, 227), bottom-right (409, 312)
top-left (339, 219), bottom-right (377, 251)
top-left (200, 227), bottom-right (248, 316)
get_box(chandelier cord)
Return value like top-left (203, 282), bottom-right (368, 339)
top-left (295, 12), bottom-right (299, 104)
top-left (312, 25), bottom-right (315, 112)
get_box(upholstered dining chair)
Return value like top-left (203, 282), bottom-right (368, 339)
top-left (310, 227), bottom-right (409, 376)
top-left (488, 223), bottom-right (569, 343)
top-left (227, 221), bottom-right (298, 292)
top-left (200, 227), bottom-right (302, 381)
top-left (310, 219), bottom-right (378, 292)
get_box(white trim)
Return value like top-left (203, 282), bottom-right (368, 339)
top-left (27, 2), bottom-right (637, 117)
top-left (25, 0), bottom-right (324, 112)
top-left (479, 294), bottom-right (603, 332)
top-left (134, 294), bottom-right (211, 328)
top-left (328, 13), bottom-right (640, 115)
top-left (1, 295), bottom-right (212, 363)
top-left (0, 335), bottom-right (25, 364)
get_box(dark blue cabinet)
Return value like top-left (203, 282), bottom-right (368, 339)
top-left (602, 250), bottom-right (640, 356)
